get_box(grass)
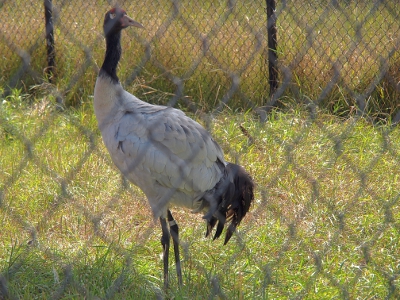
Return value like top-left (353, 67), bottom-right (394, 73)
top-left (0, 1), bottom-right (399, 117)
top-left (0, 1), bottom-right (399, 298)
top-left (1, 90), bottom-right (399, 299)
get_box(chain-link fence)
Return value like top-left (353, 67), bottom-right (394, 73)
top-left (1, 0), bottom-right (399, 299)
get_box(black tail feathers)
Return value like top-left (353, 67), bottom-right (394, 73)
top-left (205, 163), bottom-right (254, 244)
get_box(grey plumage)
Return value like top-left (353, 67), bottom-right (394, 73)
top-left (94, 7), bottom-right (254, 288)
top-left (95, 76), bottom-right (225, 218)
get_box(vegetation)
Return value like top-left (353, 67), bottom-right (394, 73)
top-left (0, 1), bottom-right (399, 117)
top-left (0, 0), bottom-right (399, 298)
top-left (0, 91), bottom-right (399, 299)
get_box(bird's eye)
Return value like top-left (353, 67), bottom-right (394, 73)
top-left (110, 13), bottom-right (116, 19)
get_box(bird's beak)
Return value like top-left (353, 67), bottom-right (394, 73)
top-left (122, 15), bottom-right (144, 29)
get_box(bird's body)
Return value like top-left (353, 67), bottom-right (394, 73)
top-left (94, 75), bottom-right (225, 218)
top-left (94, 7), bottom-right (254, 288)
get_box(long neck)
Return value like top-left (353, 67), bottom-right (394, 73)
top-left (100, 31), bottom-right (122, 83)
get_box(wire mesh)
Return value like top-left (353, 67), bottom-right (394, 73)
top-left (0, 0), bottom-right (399, 299)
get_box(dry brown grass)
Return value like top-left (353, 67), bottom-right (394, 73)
top-left (1, 1), bottom-right (399, 116)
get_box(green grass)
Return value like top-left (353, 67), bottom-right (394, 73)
top-left (1, 2), bottom-right (399, 298)
top-left (1, 1), bottom-right (399, 117)
top-left (1, 91), bottom-right (399, 299)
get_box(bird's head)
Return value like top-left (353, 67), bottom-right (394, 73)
top-left (103, 7), bottom-right (144, 37)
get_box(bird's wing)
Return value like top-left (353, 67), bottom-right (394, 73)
top-left (113, 102), bottom-right (225, 195)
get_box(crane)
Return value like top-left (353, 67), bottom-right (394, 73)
top-left (93, 7), bottom-right (254, 288)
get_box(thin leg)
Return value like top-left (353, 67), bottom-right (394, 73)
top-left (167, 210), bottom-right (182, 286)
top-left (160, 217), bottom-right (170, 289)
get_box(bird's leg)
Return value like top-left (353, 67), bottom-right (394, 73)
top-left (160, 217), bottom-right (170, 289)
top-left (167, 210), bottom-right (182, 286)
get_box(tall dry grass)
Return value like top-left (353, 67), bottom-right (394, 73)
top-left (0, 0), bottom-right (399, 117)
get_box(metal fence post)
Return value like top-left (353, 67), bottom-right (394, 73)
top-left (266, 0), bottom-right (278, 99)
top-left (44, 0), bottom-right (55, 82)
